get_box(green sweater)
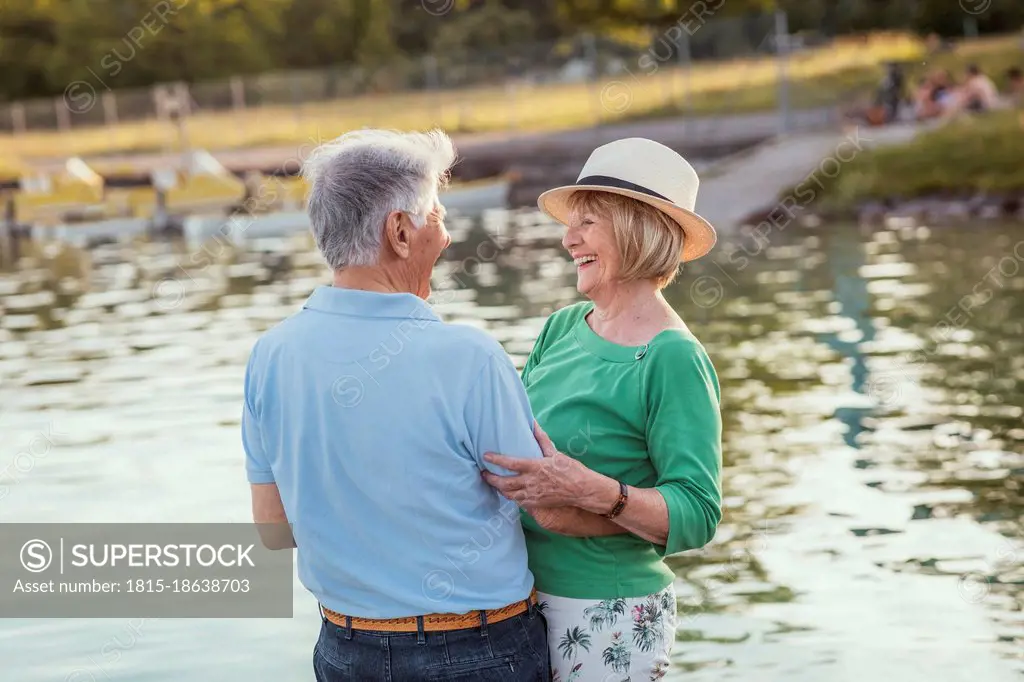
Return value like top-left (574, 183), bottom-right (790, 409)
top-left (520, 301), bottom-right (723, 599)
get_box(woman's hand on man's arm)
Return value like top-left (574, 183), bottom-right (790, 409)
top-left (483, 422), bottom-right (602, 508)
top-left (482, 421), bottom-right (628, 537)
top-left (483, 421), bottom-right (668, 541)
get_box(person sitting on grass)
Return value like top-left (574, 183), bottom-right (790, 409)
top-left (939, 65), bottom-right (1014, 121)
top-left (957, 64), bottom-right (1001, 113)
top-left (914, 68), bottom-right (955, 121)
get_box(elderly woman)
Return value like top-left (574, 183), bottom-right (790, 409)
top-left (484, 138), bottom-right (723, 681)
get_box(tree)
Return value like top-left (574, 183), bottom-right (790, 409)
top-left (0, 0), bottom-right (59, 100)
top-left (1, 0), bottom-right (1021, 101)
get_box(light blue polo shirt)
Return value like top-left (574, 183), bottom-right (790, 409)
top-left (242, 285), bottom-right (543, 618)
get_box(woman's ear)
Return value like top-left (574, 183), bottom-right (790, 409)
top-left (383, 210), bottom-right (412, 259)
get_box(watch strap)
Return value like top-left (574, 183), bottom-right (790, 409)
top-left (605, 481), bottom-right (629, 519)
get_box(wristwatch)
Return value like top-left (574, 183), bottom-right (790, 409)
top-left (604, 481), bottom-right (629, 519)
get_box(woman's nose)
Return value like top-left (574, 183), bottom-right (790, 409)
top-left (562, 228), bottom-right (579, 250)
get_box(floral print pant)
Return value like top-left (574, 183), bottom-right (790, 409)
top-left (537, 585), bottom-right (677, 682)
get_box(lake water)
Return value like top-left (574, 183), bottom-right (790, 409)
top-left (0, 211), bottom-right (1021, 681)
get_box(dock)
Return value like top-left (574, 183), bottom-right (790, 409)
top-left (13, 108), bottom-right (837, 194)
top-left (0, 108), bottom-right (929, 259)
top-left (696, 121), bottom-right (924, 229)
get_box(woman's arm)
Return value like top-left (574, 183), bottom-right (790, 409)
top-left (492, 339), bottom-right (723, 553)
top-left (489, 450), bottom-right (673, 541)
top-left (616, 338), bottom-right (723, 555)
top-left (525, 505), bottom-right (627, 537)
top-left (570, 475), bottom-right (671, 545)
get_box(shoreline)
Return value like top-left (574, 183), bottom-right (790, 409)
top-left (17, 109), bottom-right (833, 187)
top-left (853, 193), bottom-right (1024, 225)
top-left (739, 192), bottom-right (1024, 229)
top-left (736, 111), bottom-right (1024, 229)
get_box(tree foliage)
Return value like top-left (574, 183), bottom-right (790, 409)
top-left (0, 0), bottom-right (1021, 100)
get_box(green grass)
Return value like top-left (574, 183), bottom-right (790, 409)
top-left (632, 34), bottom-right (1024, 122)
top-left (807, 110), bottom-right (1024, 209)
top-left (914, 34), bottom-right (1024, 90)
top-left (0, 32), bottom-right (924, 176)
top-left (629, 63), bottom-right (886, 122)
top-left (1, 33), bottom-right (1020, 184)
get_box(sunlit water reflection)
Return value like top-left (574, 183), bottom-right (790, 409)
top-left (0, 211), bottom-right (1021, 681)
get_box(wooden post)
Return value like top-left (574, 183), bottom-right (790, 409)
top-left (0, 224), bottom-right (11, 269)
top-left (173, 83), bottom-right (191, 159)
top-left (102, 92), bottom-right (119, 126)
top-left (506, 82), bottom-right (518, 131)
top-left (583, 33), bottom-right (602, 126)
top-left (775, 9), bottom-right (791, 134)
top-left (231, 77), bottom-right (246, 111)
top-left (1, 195), bottom-right (17, 269)
top-left (154, 85), bottom-right (168, 124)
top-left (424, 55), bottom-right (443, 127)
top-left (55, 97), bottom-right (71, 133)
top-left (291, 77), bottom-right (303, 131)
top-left (680, 31), bottom-right (692, 120)
top-left (231, 77), bottom-right (246, 145)
top-left (11, 103), bottom-right (26, 136)
top-left (176, 82), bottom-right (192, 117)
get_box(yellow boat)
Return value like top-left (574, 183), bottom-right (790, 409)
top-left (13, 158), bottom-right (105, 225)
top-left (6, 150), bottom-right (512, 236)
top-left (245, 173), bottom-right (309, 213)
top-left (157, 150), bottom-right (247, 215)
top-left (102, 186), bottom-right (162, 219)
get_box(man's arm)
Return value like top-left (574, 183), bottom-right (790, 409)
top-left (251, 483), bottom-right (297, 550)
top-left (466, 350), bottom-right (629, 538)
top-left (484, 422), bottom-right (630, 537)
top-left (463, 351), bottom-right (544, 473)
top-left (242, 348), bottom-right (294, 550)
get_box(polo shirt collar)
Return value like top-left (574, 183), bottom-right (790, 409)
top-left (303, 285), bottom-right (440, 322)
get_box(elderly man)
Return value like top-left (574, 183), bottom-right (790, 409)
top-left (242, 129), bottom-right (550, 680)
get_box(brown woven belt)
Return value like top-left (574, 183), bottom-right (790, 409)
top-left (322, 589), bottom-right (538, 633)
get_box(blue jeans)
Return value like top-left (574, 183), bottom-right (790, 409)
top-left (313, 606), bottom-right (550, 681)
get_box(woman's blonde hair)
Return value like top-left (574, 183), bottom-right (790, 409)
top-left (566, 190), bottom-right (684, 289)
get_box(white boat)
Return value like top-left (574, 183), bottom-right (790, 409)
top-left (439, 177), bottom-right (511, 214)
top-left (45, 217), bottom-right (150, 246)
top-left (22, 176), bottom-right (511, 248)
top-left (183, 211), bottom-right (307, 245)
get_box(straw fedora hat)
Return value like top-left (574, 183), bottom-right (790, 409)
top-left (537, 138), bottom-right (716, 262)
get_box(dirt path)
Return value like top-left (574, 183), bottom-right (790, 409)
top-left (695, 122), bottom-right (923, 229)
top-left (44, 108), bottom-right (838, 181)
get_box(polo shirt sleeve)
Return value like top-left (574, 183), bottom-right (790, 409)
top-left (645, 339), bottom-right (723, 556)
top-left (242, 348), bottom-right (275, 485)
top-left (520, 315), bottom-right (553, 387)
top-left (464, 352), bottom-right (543, 475)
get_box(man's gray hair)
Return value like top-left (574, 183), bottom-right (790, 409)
top-left (302, 129), bottom-right (456, 270)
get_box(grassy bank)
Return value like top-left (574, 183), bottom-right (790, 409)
top-left (1, 32), bottom-right (924, 175)
top-left (808, 110), bottom-right (1024, 211)
top-left (635, 34), bottom-right (1024, 122)
top-left (2, 33), bottom-right (1019, 183)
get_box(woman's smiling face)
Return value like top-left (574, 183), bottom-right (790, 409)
top-left (562, 207), bottom-right (622, 297)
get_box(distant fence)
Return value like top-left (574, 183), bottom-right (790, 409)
top-left (0, 12), bottom-right (878, 139)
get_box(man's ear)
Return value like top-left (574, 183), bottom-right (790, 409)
top-left (383, 210), bottom-right (412, 259)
